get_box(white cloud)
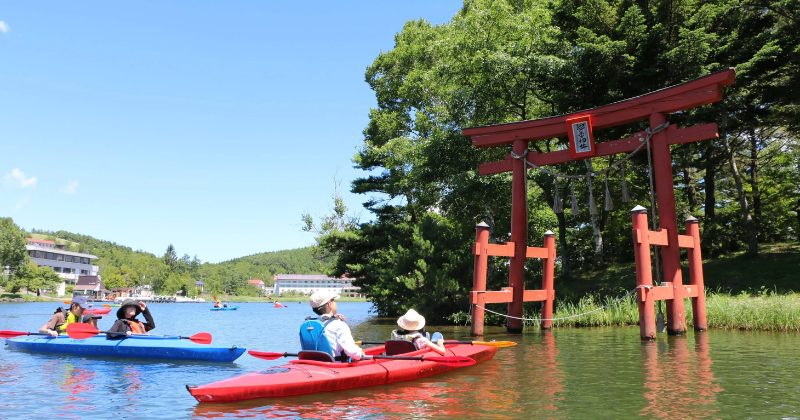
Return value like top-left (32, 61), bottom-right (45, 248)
top-left (60, 180), bottom-right (79, 195)
top-left (13, 197), bottom-right (30, 210)
top-left (3, 169), bottom-right (37, 188)
top-left (0, 21), bottom-right (8, 33)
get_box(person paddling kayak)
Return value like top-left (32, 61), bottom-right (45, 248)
top-left (39, 296), bottom-right (89, 337)
top-left (300, 290), bottom-right (364, 361)
top-left (392, 309), bottom-right (446, 356)
top-left (107, 299), bottom-right (155, 339)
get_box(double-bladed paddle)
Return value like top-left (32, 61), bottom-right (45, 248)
top-left (65, 323), bottom-right (213, 344)
top-left (248, 350), bottom-right (476, 367)
top-left (0, 330), bottom-right (55, 338)
top-left (355, 340), bottom-right (517, 348)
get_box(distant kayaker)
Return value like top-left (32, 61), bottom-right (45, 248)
top-left (82, 313), bottom-right (102, 329)
top-left (39, 296), bottom-right (90, 337)
top-left (302, 290), bottom-right (365, 361)
top-left (391, 309), bottom-right (446, 356)
top-left (107, 299), bottom-right (155, 339)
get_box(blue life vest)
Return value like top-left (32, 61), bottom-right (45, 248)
top-left (299, 317), bottom-right (334, 356)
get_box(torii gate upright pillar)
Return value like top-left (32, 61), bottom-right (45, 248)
top-left (508, 139), bottom-right (529, 333)
top-left (650, 112), bottom-right (686, 334)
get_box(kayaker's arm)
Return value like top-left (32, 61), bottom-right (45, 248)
top-left (420, 337), bottom-right (447, 356)
top-left (141, 307), bottom-right (155, 332)
top-left (328, 320), bottom-right (364, 360)
top-left (39, 313), bottom-right (64, 338)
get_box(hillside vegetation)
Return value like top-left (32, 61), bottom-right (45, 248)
top-left (19, 227), bottom-right (332, 297)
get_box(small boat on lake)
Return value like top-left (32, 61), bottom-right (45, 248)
top-left (210, 306), bottom-right (238, 311)
top-left (84, 308), bottom-right (111, 315)
top-left (6, 335), bottom-right (246, 362)
top-left (187, 343), bottom-right (497, 403)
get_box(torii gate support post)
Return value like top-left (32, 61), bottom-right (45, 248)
top-left (632, 207), bottom-right (657, 339)
top-left (471, 223), bottom-right (490, 336)
top-left (650, 112), bottom-right (686, 335)
top-left (541, 231), bottom-right (556, 330)
top-left (686, 217), bottom-right (707, 330)
top-left (508, 139), bottom-right (529, 333)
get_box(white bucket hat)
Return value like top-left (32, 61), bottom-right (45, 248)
top-left (309, 290), bottom-right (340, 308)
top-left (397, 309), bottom-right (425, 331)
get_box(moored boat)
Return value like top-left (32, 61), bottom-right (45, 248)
top-left (5, 335), bottom-right (245, 362)
top-left (84, 308), bottom-right (111, 315)
top-left (187, 343), bottom-right (497, 403)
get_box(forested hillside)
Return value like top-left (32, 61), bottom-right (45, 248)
top-left (18, 228), bottom-right (330, 297)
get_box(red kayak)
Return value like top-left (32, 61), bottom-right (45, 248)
top-left (84, 308), bottom-right (111, 315)
top-left (187, 343), bottom-right (497, 403)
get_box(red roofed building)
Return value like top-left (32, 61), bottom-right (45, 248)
top-left (26, 238), bottom-right (56, 247)
top-left (247, 279), bottom-right (265, 289)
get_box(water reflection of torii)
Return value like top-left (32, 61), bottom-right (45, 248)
top-left (464, 69), bottom-right (736, 338)
top-left (641, 333), bottom-right (724, 418)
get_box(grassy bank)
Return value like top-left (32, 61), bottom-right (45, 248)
top-left (507, 291), bottom-right (800, 332)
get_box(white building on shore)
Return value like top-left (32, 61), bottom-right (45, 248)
top-left (273, 274), bottom-right (361, 297)
top-left (26, 238), bottom-right (99, 284)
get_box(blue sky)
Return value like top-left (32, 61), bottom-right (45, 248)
top-left (0, 1), bottom-right (462, 263)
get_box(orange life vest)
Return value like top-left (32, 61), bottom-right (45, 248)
top-left (127, 320), bottom-right (146, 334)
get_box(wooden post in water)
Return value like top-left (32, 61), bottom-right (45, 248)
top-left (541, 231), bottom-right (556, 330)
top-left (470, 222), bottom-right (490, 336)
top-left (685, 217), bottom-right (707, 330)
top-left (632, 206), bottom-right (657, 340)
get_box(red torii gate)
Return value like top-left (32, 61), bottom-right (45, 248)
top-left (463, 68), bottom-right (736, 338)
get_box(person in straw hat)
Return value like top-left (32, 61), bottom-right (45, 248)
top-left (392, 309), bottom-right (446, 356)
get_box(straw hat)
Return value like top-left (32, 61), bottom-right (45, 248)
top-left (397, 309), bottom-right (425, 331)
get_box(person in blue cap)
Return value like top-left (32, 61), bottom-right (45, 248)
top-left (39, 296), bottom-right (90, 337)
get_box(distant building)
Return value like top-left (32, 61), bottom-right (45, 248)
top-left (273, 274), bottom-right (361, 297)
top-left (26, 238), bottom-right (99, 283)
top-left (247, 279), bottom-right (265, 289)
top-left (73, 275), bottom-right (110, 300)
top-left (195, 281), bottom-right (205, 292)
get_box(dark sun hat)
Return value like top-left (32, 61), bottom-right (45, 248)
top-left (116, 299), bottom-right (142, 319)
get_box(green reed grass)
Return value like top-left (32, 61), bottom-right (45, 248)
top-left (517, 290), bottom-right (800, 332)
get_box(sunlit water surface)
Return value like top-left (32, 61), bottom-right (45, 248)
top-left (2, 302), bottom-right (799, 419)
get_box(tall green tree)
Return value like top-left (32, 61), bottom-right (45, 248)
top-left (0, 218), bottom-right (29, 283)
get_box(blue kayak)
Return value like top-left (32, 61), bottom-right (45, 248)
top-left (5, 335), bottom-right (246, 362)
top-left (210, 306), bottom-right (238, 311)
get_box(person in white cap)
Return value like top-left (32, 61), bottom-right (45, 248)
top-left (392, 309), bottom-right (446, 356)
top-left (305, 290), bottom-right (364, 361)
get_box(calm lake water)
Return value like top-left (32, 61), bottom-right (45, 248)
top-left (1, 301), bottom-right (799, 419)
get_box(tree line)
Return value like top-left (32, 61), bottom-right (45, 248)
top-left (307, 0), bottom-right (799, 322)
top-left (0, 218), bottom-right (331, 297)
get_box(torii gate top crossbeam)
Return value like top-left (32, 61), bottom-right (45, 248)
top-left (462, 68), bottom-right (735, 147)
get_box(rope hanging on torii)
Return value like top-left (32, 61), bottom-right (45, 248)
top-left (509, 122), bottom-right (670, 216)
